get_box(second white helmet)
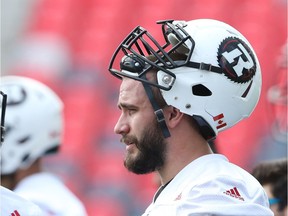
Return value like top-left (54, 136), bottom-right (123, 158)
top-left (0, 76), bottom-right (63, 175)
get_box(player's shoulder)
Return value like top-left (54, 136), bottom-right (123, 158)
top-left (1, 186), bottom-right (43, 215)
top-left (180, 154), bottom-right (263, 191)
top-left (15, 172), bottom-right (68, 192)
top-left (14, 173), bottom-right (88, 215)
top-left (193, 154), bottom-right (256, 179)
top-left (182, 154), bottom-right (268, 202)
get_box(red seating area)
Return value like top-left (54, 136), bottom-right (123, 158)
top-left (6, 0), bottom-right (287, 215)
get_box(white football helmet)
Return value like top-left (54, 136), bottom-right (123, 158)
top-left (0, 76), bottom-right (63, 175)
top-left (109, 19), bottom-right (261, 140)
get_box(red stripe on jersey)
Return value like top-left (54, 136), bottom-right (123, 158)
top-left (234, 187), bottom-right (241, 196)
top-left (11, 210), bottom-right (20, 216)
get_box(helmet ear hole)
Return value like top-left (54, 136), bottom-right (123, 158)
top-left (192, 84), bottom-right (212, 96)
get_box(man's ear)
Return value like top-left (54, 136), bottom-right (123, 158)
top-left (165, 106), bottom-right (184, 128)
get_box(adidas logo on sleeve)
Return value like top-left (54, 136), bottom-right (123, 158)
top-left (10, 210), bottom-right (20, 216)
top-left (223, 187), bottom-right (244, 201)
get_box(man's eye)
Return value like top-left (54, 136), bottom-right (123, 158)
top-left (128, 109), bottom-right (136, 115)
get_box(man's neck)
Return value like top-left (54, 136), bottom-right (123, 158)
top-left (158, 138), bottom-right (213, 185)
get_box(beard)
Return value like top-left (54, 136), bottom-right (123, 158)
top-left (123, 119), bottom-right (167, 174)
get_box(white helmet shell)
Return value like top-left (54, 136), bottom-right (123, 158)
top-left (157, 19), bottom-right (261, 137)
top-left (0, 76), bottom-right (63, 175)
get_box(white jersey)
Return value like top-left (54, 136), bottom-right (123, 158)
top-left (13, 172), bottom-right (87, 216)
top-left (142, 154), bottom-right (273, 216)
top-left (1, 186), bottom-right (43, 216)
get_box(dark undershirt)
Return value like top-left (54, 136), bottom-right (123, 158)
top-left (153, 179), bottom-right (173, 202)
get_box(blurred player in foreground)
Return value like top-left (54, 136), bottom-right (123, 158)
top-left (0, 90), bottom-right (43, 215)
top-left (0, 76), bottom-right (87, 216)
top-left (252, 158), bottom-right (287, 216)
top-left (108, 19), bottom-right (273, 215)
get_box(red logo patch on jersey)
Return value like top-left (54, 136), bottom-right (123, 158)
top-left (223, 187), bottom-right (245, 201)
top-left (174, 192), bottom-right (182, 201)
top-left (11, 210), bottom-right (20, 216)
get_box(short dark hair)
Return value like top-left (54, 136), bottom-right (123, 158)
top-left (252, 158), bottom-right (287, 211)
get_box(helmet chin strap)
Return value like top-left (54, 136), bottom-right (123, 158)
top-left (141, 77), bottom-right (171, 138)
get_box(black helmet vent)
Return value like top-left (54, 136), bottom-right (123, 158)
top-left (192, 84), bottom-right (212, 96)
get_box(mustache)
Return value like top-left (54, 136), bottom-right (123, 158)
top-left (120, 136), bottom-right (137, 145)
top-left (121, 135), bottom-right (142, 150)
